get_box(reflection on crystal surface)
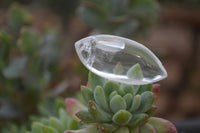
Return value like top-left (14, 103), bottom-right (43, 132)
top-left (75, 35), bottom-right (167, 85)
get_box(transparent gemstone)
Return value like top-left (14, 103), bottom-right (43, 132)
top-left (75, 35), bottom-right (167, 85)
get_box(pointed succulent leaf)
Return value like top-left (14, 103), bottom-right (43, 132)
top-left (148, 117), bottom-right (177, 133)
top-left (104, 81), bottom-right (120, 100)
top-left (81, 86), bottom-right (94, 103)
top-left (112, 110), bottom-right (132, 125)
top-left (137, 91), bottom-right (154, 113)
top-left (49, 117), bottom-right (63, 133)
top-left (129, 95), bottom-right (141, 113)
top-left (139, 123), bottom-right (156, 133)
top-left (110, 95), bottom-right (127, 113)
top-left (94, 86), bottom-right (110, 112)
top-left (113, 62), bottom-right (124, 74)
top-left (97, 123), bottom-right (118, 132)
top-left (31, 122), bottom-right (43, 133)
top-left (64, 126), bottom-right (102, 133)
top-left (123, 85), bottom-right (135, 95)
top-left (65, 98), bottom-right (87, 121)
top-left (127, 63), bottom-right (143, 80)
top-left (128, 113), bottom-right (148, 127)
top-left (123, 93), bottom-right (133, 108)
top-left (89, 71), bottom-right (105, 90)
top-left (109, 91), bottom-right (118, 101)
top-left (75, 110), bottom-right (96, 123)
top-left (42, 126), bottom-right (58, 133)
top-left (136, 84), bottom-right (152, 95)
top-left (115, 127), bottom-right (129, 133)
top-left (88, 100), bottom-right (111, 122)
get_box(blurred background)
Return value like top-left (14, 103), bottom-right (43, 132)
top-left (0, 0), bottom-right (200, 133)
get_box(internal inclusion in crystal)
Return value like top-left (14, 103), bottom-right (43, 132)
top-left (75, 35), bottom-right (167, 85)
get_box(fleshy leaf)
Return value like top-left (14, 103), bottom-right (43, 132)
top-left (123, 93), bottom-right (133, 108)
top-left (148, 117), bottom-right (178, 133)
top-left (128, 113), bottom-right (148, 127)
top-left (31, 122), bottom-right (43, 133)
top-left (88, 71), bottom-right (105, 89)
top-left (81, 86), bottom-right (94, 103)
top-left (104, 81), bottom-right (120, 100)
top-left (110, 95), bottom-right (127, 113)
top-left (113, 62), bottom-right (124, 74)
top-left (42, 126), bottom-right (58, 133)
top-left (139, 123), bottom-right (156, 133)
top-left (75, 110), bottom-right (96, 123)
top-left (88, 100), bottom-right (111, 122)
top-left (94, 86), bottom-right (110, 112)
top-left (97, 123), bottom-right (118, 132)
top-left (137, 91), bottom-right (154, 113)
top-left (112, 110), bottom-right (132, 125)
top-left (129, 95), bottom-right (141, 113)
top-left (127, 63), bottom-right (143, 80)
top-left (65, 98), bottom-right (87, 121)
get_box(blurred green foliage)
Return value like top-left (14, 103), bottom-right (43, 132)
top-left (78, 0), bottom-right (158, 38)
top-left (0, 3), bottom-right (62, 124)
top-left (1, 98), bottom-right (81, 133)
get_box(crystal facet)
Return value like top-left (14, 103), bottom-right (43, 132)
top-left (75, 35), bottom-right (167, 85)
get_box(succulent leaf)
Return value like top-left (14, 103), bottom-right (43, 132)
top-left (88, 100), bottom-right (111, 122)
top-left (42, 126), bottom-right (58, 133)
top-left (123, 93), bottom-right (133, 108)
top-left (109, 91), bottom-right (118, 101)
top-left (128, 113), bottom-right (148, 127)
top-left (110, 95), bottom-right (127, 113)
top-left (104, 81), bottom-right (120, 100)
top-left (81, 86), bottom-right (94, 103)
top-left (112, 110), bottom-right (132, 125)
top-left (127, 63), bottom-right (143, 80)
top-left (89, 71), bottom-right (105, 90)
top-left (31, 122), bottom-right (43, 133)
top-left (65, 98), bottom-right (87, 121)
top-left (75, 110), bottom-right (96, 123)
top-left (123, 85), bottom-right (135, 95)
top-left (129, 95), bottom-right (141, 113)
top-left (49, 117), bottom-right (63, 133)
top-left (148, 117), bottom-right (177, 133)
top-left (113, 62), bottom-right (124, 74)
top-left (94, 86), bottom-right (110, 112)
top-left (136, 84), bottom-right (152, 95)
top-left (97, 123), bottom-right (118, 132)
top-left (139, 123), bottom-right (156, 133)
top-left (137, 91), bottom-right (154, 113)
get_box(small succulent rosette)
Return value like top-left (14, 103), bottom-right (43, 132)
top-left (64, 72), bottom-right (177, 133)
top-left (64, 35), bottom-right (177, 133)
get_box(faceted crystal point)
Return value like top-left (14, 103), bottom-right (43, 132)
top-left (75, 34), bottom-right (167, 85)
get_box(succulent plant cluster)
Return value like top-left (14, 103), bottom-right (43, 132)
top-left (64, 72), bottom-right (177, 133)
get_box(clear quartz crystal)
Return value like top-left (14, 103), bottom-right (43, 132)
top-left (75, 34), bottom-right (167, 85)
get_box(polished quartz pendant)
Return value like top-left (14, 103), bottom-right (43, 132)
top-left (75, 35), bottom-right (167, 85)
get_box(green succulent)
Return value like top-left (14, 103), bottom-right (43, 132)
top-left (64, 71), bottom-right (177, 133)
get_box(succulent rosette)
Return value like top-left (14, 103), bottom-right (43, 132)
top-left (64, 72), bottom-right (177, 133)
